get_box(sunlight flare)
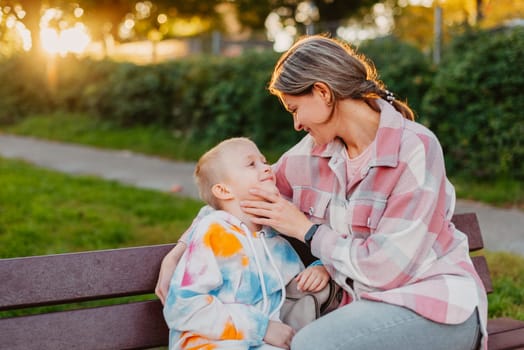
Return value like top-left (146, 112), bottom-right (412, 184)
top-left (40, 8), bottom-right (91, 56)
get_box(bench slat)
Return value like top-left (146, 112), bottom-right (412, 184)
top-left (452, 213), bottom-right (484, 251)
top-left (0, 300), bottom-right (168, 350)
top-left (487, 317), bottom-right (524, 350)
top-left (0, 244), bottom-right (174, 311)
top-left (472, 256), bottom-right (493, 293)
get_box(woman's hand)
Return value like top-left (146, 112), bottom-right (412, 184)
top-left (155, 242), bottom-right (187, 305)
top-left (240, 187), bottom-right (312, 241)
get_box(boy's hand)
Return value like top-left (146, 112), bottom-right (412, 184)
top-left (264, 320), bottom-right (294, 349)
top-left (295, 265), bottom-right (330, 293)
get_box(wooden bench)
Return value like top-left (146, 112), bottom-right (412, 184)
top-left (1, 213), bottom-right (523, 349)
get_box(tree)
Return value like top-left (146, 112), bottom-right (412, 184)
top-left (81, 0), bottom-right (132, 43)
top-left (226, 0), bottom-right (380, 33)
top-left (392, 5), bottom-right (435, 52)
top-left (479, 0), bottom-right (524, 29)
top-left (17, 0), bottom-right (44, 56)
top-left (392, 0), bottom-right (524, 54)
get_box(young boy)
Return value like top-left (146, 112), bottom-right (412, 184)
top-left (163, 137), bottom-right (329, 350)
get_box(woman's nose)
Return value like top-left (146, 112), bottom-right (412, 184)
top-left (293, 118), bottom-right (303, 131)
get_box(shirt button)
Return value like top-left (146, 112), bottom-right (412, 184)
top-left (309, 207), bottom-right (314, 215)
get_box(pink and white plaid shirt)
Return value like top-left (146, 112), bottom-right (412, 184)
top-left (273, 99), bottom-right (488, 349)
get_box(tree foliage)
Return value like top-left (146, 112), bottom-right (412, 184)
top-left (422, 27), bottom-right (524, 180)
top-left (249, 0), bottom-right (380, 33)
top-left (392, 0), bottom-right (524, 52)
top-left (4, 0), bottom-right (382, 45)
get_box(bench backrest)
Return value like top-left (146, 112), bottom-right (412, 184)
top-left (452, 212), bottom-right (493, 293)
top-left (0, 213), bottom-right (492, 349)
top-left (0, 244), bottom-right (174, 349)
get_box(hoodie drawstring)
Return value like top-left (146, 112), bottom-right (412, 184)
top-left (242, 224), bottom-right (286, 318)
top-left (260, 230), bottom-right (286, 319)
top-left (243, 223), bottom-right (269, 314)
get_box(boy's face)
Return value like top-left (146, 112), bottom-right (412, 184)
top-left (222, 142), bottom-right (277, 200)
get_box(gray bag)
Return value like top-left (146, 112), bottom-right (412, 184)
top-left (280, 279), bottom-right (342, 331)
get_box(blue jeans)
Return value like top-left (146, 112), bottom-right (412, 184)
top-left (291, 300), bottom-right (480, 350)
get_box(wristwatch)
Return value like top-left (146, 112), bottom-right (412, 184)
top-left (304, 224), bottom-right (320, 248)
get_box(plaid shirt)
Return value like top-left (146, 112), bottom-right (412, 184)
top-left (273, 99), bottom-right (488, 349)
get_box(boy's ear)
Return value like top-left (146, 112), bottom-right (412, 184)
top-left (212, 183), bottom-right (234, 200)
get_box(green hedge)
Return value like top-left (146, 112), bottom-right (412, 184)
top-left (0, 39), bottom-right (435, 153)
top-left (422, 27), bottom-right (524, 180)
top-left (358, 36), bottom-right (434, 119)
top-left (0, 55), bottom-right (52, 124)
top-left (55, 51), bottom-right (300, 152)
top-left (1, 32), bottom-right (521, 179)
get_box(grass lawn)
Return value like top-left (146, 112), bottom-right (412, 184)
top-left (485, 251), bottom-right (524, 320)
top-left (0, 157), bottom-right (203, 258)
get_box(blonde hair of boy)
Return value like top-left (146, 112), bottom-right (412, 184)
top-left (194, 137), bottom-right (255, 209)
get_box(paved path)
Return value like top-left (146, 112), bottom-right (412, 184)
top-left (1, 134), bottom-right (523, 256)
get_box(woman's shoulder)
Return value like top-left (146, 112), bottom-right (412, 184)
top-left (403, 120), bottom-right (442, 149)
top-left (378, 99), bottom-right (441, 152)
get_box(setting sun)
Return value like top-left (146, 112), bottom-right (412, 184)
top-left (39, 7), bottom-right (91, 56)
top-left (40, 24), bottom-right (90, 55)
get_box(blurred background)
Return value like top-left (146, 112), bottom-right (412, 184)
top-left (0, 0), bottom-right (522, 182)
top-left (0, 0), bottom-right (524, 63)
top-left (1, 0), bottom-right (522, 62)
top-left (0, 0), bottom-right (522, 320)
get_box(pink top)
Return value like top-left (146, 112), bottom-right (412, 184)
top-left (344, 143), bottom-right (373, 183)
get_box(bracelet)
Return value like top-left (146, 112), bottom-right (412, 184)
top-left (304, 224), bottom-right (320, 248)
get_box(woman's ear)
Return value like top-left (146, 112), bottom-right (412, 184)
top-left (211, 183), bottom-right (234, 200)
top-left (313, 82), bottom-right (333, 105)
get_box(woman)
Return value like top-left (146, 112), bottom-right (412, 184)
top-left (157, 35), bottom-right (487, 350)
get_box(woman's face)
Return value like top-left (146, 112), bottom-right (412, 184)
top-left (281, 85), bottom-right (335, 145)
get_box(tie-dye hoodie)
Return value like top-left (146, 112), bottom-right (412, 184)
top-left (163, 210), bottom-right (304, 350)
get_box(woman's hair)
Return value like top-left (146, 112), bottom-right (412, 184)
top-left (194, 137), bottom-right (255, 209)
top-left (269, 35), bottom-right (414, 121)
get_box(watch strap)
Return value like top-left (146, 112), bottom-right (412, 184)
top-left (304, 224), bottom-right (320, 248)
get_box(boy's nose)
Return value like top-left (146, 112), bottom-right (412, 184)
top-left (263, 164), bottom-right (271, 172)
